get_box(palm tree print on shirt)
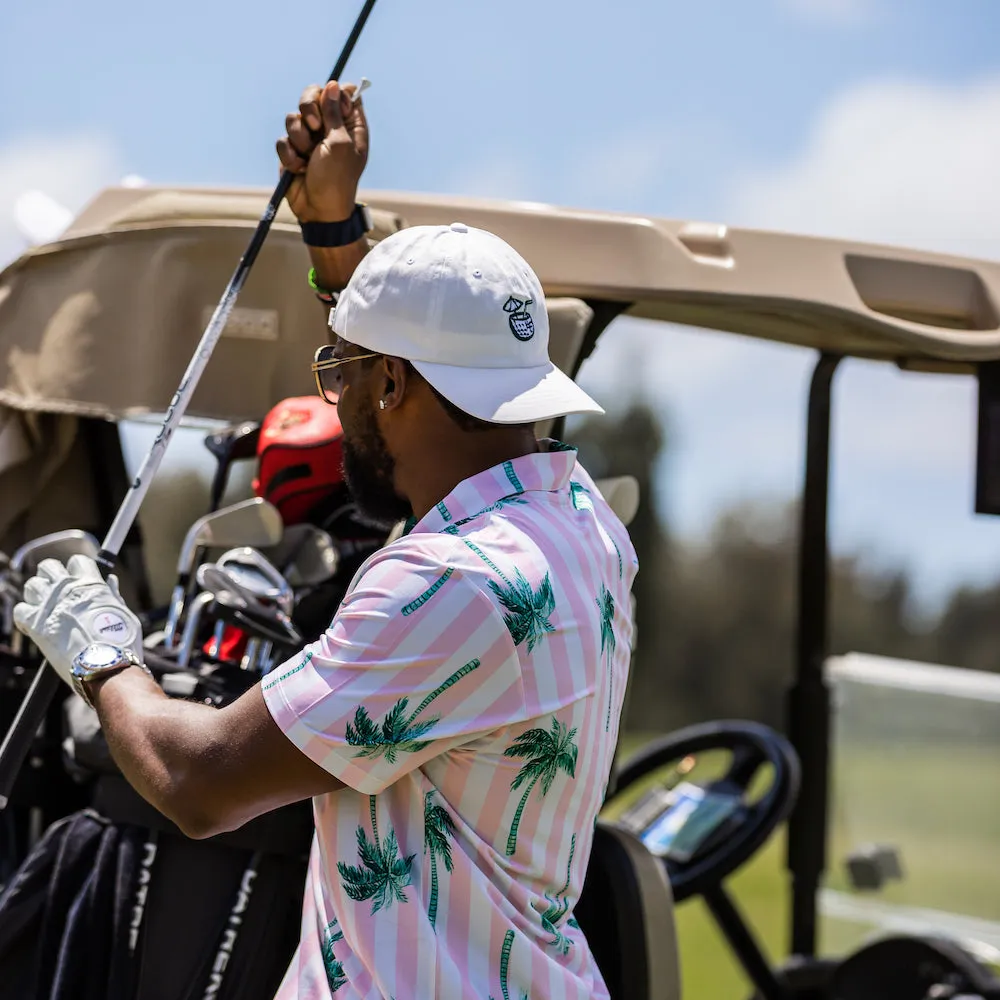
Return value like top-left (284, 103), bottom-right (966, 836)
top-left (345, 658), bottom-right (481, 763)
top-left (338, 795), bottom-right (415, 915)
top-left (462, 539), bottom-right (556, 654)
top-left (442, 494), bottom-right (529, 536)
top-left (569, 481), bottom-right (593, 512)
top-left (503, 459), bottom-right (524, 493)
top-left (400, 567), bottom-right (454, 617)
top-left (321, 919), bottom-right (347, 993)
top-left (540, 833), bottom-right (576, 955)
top-left (423, 791), bottom-right (455, 931)
top-left (503, 718), bottom-right (578, 855)
top-left (488, 569), bottom-right (556, 653)
top-left (489, 929), bottom-right (530, 1000)
top-left (597, 584), bottom-right (617, 731)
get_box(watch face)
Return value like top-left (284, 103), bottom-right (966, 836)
top-left (82, 643), bottom-right (123, 669)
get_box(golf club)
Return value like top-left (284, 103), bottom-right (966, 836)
top-left (176, 592), bottom-right (216, 669)
top-left (162, 498), bottom-right (284, 649)
top-left (196, 560), bottom-right (298, 671)
top-left (240, 638), bottom-right (262, 673)
top-left (217, 547), bottom-right (293, 614)
top-left (253, 639), bottom-right (276, 675)
top-left (203, 421), bottom-right (261, 514)
top-left (196, 562), bottom-right (280, 615)
top-left (0, 0), bottom-right (380, 808)
top-left (209, 589), bottom-right (303, 652)
top-left (266, 524), bottom-right (340, 589)
top-left (1, 530), bottom-right (101, 651)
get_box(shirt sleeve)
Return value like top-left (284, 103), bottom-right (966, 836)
top-left (260, 538), bottom-right (525, 795)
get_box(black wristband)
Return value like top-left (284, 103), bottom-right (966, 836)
top-left (299, 205), bottom-right (372, 248)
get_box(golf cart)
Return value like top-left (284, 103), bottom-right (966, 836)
top-left (1, 183), bottom-right (1000, 1000)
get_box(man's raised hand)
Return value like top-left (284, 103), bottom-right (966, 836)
top-left (277, 80), bottom-right (369, 223)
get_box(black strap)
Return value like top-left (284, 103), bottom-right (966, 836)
top-left (299, 204), bottom-right (370, 247)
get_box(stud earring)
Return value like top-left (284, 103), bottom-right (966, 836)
top-left (379, 400), bottom-right (386, 410)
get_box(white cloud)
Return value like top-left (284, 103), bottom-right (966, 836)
top-left (778, 0), bottom-right (873, 26)
top-left (729, 75), bottom-right (1000, 261)
top-left (0, 132), bottom-right (122, 268)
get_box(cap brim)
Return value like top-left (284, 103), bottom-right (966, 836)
top-left (410, 359), bottom-right (605, 425)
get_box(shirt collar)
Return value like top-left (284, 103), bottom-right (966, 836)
top-left (406, 440), bottom-right (577, 536)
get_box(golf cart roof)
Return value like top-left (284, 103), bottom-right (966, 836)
top-left (2, 183), bottom-right (999, 423)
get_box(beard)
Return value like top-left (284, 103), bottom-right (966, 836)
top-left (341, 400), bottom-right (413, 530)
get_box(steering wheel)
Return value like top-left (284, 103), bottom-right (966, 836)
top-left (607, 720), bottom-right (800, 902)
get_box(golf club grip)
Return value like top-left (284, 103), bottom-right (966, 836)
top-left (0, 0), bottom-right (379, 810)
top-left (0, 658), bottom-right (61, 806)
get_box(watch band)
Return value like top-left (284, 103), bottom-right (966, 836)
top-left (72, 647), bottom-right (151, 709)
top-left (299, 204), bottom-right (372, 248)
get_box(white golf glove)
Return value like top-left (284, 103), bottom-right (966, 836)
top-left (13, 554), bottom-right (144, 688)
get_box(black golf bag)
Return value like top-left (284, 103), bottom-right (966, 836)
top-left (0, 665), bottom-right (313, 1000)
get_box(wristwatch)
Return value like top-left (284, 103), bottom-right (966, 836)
top-left (70, 642), bottom-right (149, 708)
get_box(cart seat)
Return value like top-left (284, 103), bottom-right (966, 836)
top-left (575, 821), bottom-right (681, 1000)
top-left (595, 476), bottom-right (640, 527)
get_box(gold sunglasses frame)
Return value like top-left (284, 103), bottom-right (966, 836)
top-left (310, 348), bottom-right (379, 404)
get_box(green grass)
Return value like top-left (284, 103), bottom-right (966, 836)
top-left (827, 741), bottom-right (1000, 921)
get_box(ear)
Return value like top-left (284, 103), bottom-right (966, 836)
top-left (377, 356), bottom-right (411, 413)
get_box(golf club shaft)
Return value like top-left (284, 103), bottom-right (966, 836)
top-left (102, 0), bottom-right (377, 564)
top-left (0, 0), bottom-right (379, 808)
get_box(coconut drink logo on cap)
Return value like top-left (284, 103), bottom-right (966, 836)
top-left (329, 222), bottom-right (605, 424)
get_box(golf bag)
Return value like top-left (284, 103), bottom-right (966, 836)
top-left (253, 396), bottom-right (346, 527)
top-left (0, 668), bottom-right (312, 1000)
top-left (0, 647), bottom-right (91, 894)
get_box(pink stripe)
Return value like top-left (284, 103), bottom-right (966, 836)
top-left (472, 730), bottom-right (525, 857)
top-left (529, 498), bottom-right (598, 707)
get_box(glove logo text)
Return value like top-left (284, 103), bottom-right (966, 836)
top-left (94, 611), bottom-right (128, 637)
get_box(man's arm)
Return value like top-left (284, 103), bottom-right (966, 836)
top-left (309, 241), bottom-right (370, 298)
top-left (91, 665), bottom-right (343, 840)
top-left (89, 79), bottom-right (373, 839)
top-left (277, 79), bottom-right (371, 309)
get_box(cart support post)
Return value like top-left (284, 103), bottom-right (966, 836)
top-left (786, 352), bottom-right (841, 957)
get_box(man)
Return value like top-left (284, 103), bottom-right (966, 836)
top-left (14, 80), bottom-right (638, 999)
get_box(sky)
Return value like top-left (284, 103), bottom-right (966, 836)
top-left (3, 0), bottom-right (1000, 613)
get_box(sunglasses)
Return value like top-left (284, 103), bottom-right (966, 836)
top-left (311, 344), bottom-right (379, 405)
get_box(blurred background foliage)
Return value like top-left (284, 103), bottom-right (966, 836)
top-left (570, 398), bottom-right (1000, 734)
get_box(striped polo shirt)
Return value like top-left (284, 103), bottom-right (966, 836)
top-left (263, 440), bottom-right (638, 999)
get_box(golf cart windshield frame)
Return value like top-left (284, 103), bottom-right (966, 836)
top-left (789, 354), bottom-right (841, 957)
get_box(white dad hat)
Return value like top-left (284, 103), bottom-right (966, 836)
top-left (329, 222), bottom-right (605, 424)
